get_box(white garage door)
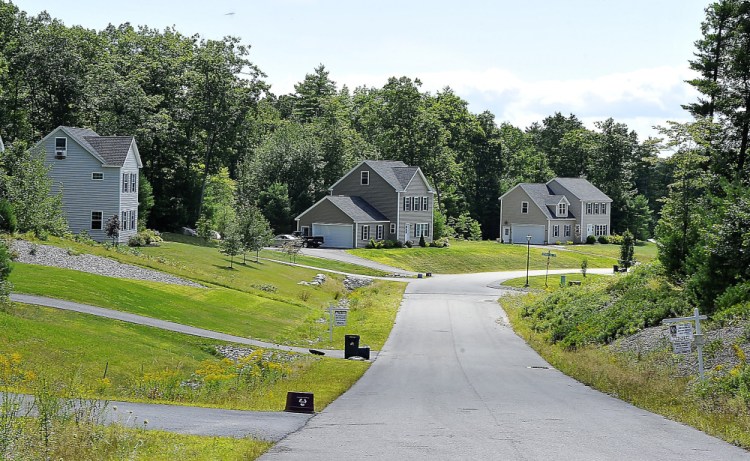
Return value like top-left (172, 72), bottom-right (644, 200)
top-left (313, 223), bottom-right (353, 248)
top-left (511, 224), bottom-right (546, 245)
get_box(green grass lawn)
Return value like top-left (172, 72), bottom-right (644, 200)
top-left (258, 249), bottom-right (390, 277)
top-left (501, 272), bottom-right (609, 290)
top-left (348, 239), bottom-right (656, 274)
top-left (0, 302), bottom-right (369, 412)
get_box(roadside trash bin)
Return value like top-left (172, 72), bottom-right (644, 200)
top-left (345, 335), bottom-right (360, 359)
top-left (418, 273), bottom-right (423, 278)
top-left (356, 346), bottom-right (371, 360)
top-left (613, 265), bottom-right (619, 273)
top-left (285, 392), bottom-right (314, 413)
top-left (560, 275), bottom-right (566, 286)
top-left (426, 272), bottom-right (432, 277)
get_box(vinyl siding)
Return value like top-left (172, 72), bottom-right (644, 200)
top-left (500, 187), bottom-right (549, 244)
top-left (118, 145), bottom-right (140, 242)
top-left (547, 181), bottom-right (611, 242)
top-left (398, 174), bottom-right (434, 243)
top-left (331, 165), bottom-right (398, 222)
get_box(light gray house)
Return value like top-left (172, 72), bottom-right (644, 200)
top-left (296, 160), bottom-right (435, 248)
top-left (36, 126), bottom-right (142, 243)
top-left (498, 177), bottom-right (612, 244)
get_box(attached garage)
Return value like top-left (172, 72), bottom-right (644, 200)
top-left (511, 224), bottom-right (545, 245)
top-left (313, 223), bottom-right (353, 248)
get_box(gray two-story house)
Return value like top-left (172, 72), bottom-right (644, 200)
top-left (37, 126), bottom-right (142, 243)
top-left (295, 160), bottom-right (435, 248)
top-left (498, 177), bottom-right (612, 244)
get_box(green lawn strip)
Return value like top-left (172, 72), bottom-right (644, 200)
top-left (33, 235), bottom-right (343, 307)
top-left (349, 240), bottom-right (622, 273)
top-left (502, 295), bottom-right (750, 450)
top-left (258, 249), bottom-right (390, 277)
top-left (0, 303), bottom-right (370, 412)
top-left (122, 430), bottom-right (272, 461)
top-left (10, 263), bottom-right (315, 345)
top-left (501, 273), bottom-right (608, 290)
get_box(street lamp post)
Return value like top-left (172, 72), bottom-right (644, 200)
top-left (525, 234), bottom-right (532, 287)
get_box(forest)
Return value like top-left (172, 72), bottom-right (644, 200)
top-left (1, 0), bottom-right (750, 313)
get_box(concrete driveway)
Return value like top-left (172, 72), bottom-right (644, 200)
top-left (262, 271), bottom-right (749, 460)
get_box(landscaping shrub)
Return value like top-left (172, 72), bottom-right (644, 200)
top-left (0, 199), bottom-right (17, 233)
top-left (608, 234), bottom-right (624, 245)
top-left (128, 234), bottom-right (146, 247)
top-left (383, 239), bottom-right (395, 249)
top-left (405, 240), bottom-right (413, 248)
top-left (73, 230), bottom-right (95, 245)
top-left (597, 235), bottom-right (609, 244)
top-left (395, 240), bottom-right (404, 248)
top-left (586, 235), bottom-right (597, 244)
top-left (419, 235), bottom-right (426, 247)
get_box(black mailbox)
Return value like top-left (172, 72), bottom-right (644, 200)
top-left (345, 334), bottom-right (360, 359)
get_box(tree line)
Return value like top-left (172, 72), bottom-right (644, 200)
top-left (0, 1), bottom-right (666, 241)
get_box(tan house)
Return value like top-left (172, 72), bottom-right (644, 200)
top-left (499, 178), bottom-right (612, 244)
top-left (296, 160), bottom-right (435, 248)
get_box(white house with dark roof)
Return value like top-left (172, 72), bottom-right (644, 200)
top-left (498, 177), bottom-right (612, 244)
top-left (295, 160), bottom-right (435, 248)
top-left (36, 126), bottom-right (142, 243)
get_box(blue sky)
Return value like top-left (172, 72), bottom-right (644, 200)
top-left (13, 0), bottom-right (709, 140)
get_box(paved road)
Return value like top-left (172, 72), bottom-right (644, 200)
top-left (10, 293), bottom-right (349, 358)
top-left (299, 248), bottom-right (417, 276)
top-left (263, 270), bottom-right (749, 460)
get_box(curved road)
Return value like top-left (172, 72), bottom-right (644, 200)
top-left (263, 270), bottom-right (749, 460)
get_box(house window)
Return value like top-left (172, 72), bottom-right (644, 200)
top-left (390, 223), bottom-right (396, 234)
top-left (595, 224), bottom-right (609, 236)
top-left (55, 137), bottom-right (67, 159)
top-left (553, 225), bottom-right (559, 238)
top-left (361, 224), bottom-right (370, 240)
top-left (361, 171), bottom-right (369, 185)
top-left (301, 226), bottom-right (310, 236)
top-left (586, 203), bottom-right (592, 214)
top-left (376, 225), bottom-right (384, 240)
top-left (575, 224), bottom-right (581, 236)
top-left (92, 172), bottom-right (103, 180)
top-left (91, 211), bottom-right (103, 230)
top-left (404, 196), bottom-right (412, 212)
top-left (521, 201), bottom-right (528, 214)
top-left (594, 203), bottom-right (600, 214)
top-left (121, 211), bottom-right (128, 230)
top-left (564, 224), bottom-right (571, 237)
top-left (130, 173), bottom-right (137, 193)
top-left (558, 203), bottom-right (567, 216)
top-left (122, 173), bottom-right (128, 193)
top-left (416, 223), bottom-right (430, 238)
top-left (130, 210), bottom-right (136, 230)
top-left (601, 203), bottom-right (607, 215)
top-left (422, 196), bottom-right (429, 211)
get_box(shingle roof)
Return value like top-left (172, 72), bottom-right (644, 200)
top-left (519, 184), bottom-right (556, 219)
top-left (327, 196), bottom-right (389, 222)
top-left (84, 136), bottom-right (134, 166)
top-left (60, 126), bottom-right (134, 167)
top-left (548, 178), bottom-right (611, 202)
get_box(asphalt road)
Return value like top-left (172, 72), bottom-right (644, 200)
top-left (262, 270), bottom-right (749, 460)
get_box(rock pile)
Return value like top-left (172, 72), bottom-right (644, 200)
top-left (298, 273), bottom-right (326, 286)
top-left (343, 276), bottom-right (372, 291)
top-left (10, 240), bottom-right (203, 288)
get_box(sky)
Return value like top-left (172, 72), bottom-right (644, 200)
top-left (13, 0), bottom-right (710, 141)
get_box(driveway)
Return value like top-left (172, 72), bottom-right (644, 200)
top-left (262, 271), bottom-right (748, 460)
top-left (299, 248), bottom-right (417, 276)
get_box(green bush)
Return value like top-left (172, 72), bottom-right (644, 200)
top-left (128, 234), bottom-right (147, 247)
top-left (0, 199), bottom-right (17, 233)
top-left (405, 240), bottom-right (413, 248)
top-left (608, 234), bottom-right (624, 245)
top-left (383, 240), bottom-right (396, 249)
top-left (395, 240), bottom-right (404, 248)
top-left (419, 235), bottom-right (426, 247)
top-left (597, 235), bottom-right (609, 244)
top-left (73, 230), bottom-right (96, 245)
top-left (586, 235), bottom-right (596, 244)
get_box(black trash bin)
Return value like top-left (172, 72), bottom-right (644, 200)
top-left (357, 346), bottom-right (371, 360)
top-left (613, 265), bottom-right (619, 273)
top-left (344, 334), bottom-right (360, 359)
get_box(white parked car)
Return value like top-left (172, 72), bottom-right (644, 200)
top-left (272, 234), bottom-right (300, 247)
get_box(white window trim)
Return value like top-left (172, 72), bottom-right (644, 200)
top-left (361, 224), bottom-right (370, 240)
top-left (130, 210), bottom-right (136, 230)
top-left (553, 225), bottom-right (559, 238)
top-left (415, 223), bottom-right (430, 238)
top-left (54, 137), bottom-right (67, 158)
top-left (92, 172), bottom-right (103, 180)
top-left (586, 203), bottom-right (592, 214)
top-left (130, 173), bottom-right (137, 193)
top-left (389, 223), bottom-right (396, 234)
top-left (521, 201), bottom-right (528, 214)
top-left (558, 203), bottom-right (567, 217)
top-left (122, 173), bottom-right (128, 193)
top-left (121, 211), bottom-right (128, 231)
top-left (594, 203), bottom-right (600, 214)
top-left (422, 196), bottom-right (428, 211)
top-left (404, 196), bottom-right (412, 212)
top-left (601, 203), bottom-right (607, 215)
top-left (361, 171), bottom-right (370, 185)
top-left (376, 224), bottom-right (384, 240)
top-left (564, 224), bottom-right (571, 237)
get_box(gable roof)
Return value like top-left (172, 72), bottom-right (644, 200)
top-left (326, 196), bottom-right (389, 222)
top-left (39, 126), bottom-right (141, 168)
top-left (547, 178), bottom-right (611, 202)
top-left (518, 183), bottom-right (556, 219)
top-left (329, 160), bottom-right (434, 192)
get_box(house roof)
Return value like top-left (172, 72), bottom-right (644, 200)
top-left (330, 160), bottom-right (434, 192)
top-left (327, 196), bottom-right (389, 222)
top-left (548, 177), bottom-right (611, 202)
top-left (519, 183), bottom-right (557, 220)
top-left (45, 126), bottom-right (139, 168)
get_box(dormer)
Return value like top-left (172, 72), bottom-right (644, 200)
top-left (54, 137), bottom-right (67, 159)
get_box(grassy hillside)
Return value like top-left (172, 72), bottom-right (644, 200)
top-left (348, 239), bottom-right (656, 274)
top-left (503, 263), bottom-right (750, 449)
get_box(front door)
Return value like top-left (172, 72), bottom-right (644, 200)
top-left (502, 226), bottom-right (510, 243)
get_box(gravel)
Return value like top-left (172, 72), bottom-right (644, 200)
top-left (610, 322), bottom-right (750, 377)
top-left (11, 240), bottom-right (204, 288)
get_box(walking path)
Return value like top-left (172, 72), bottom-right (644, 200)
top-left (10, 293), bottom-right (349, 358)
top-left (299, 248), bottom-right (417, 276)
